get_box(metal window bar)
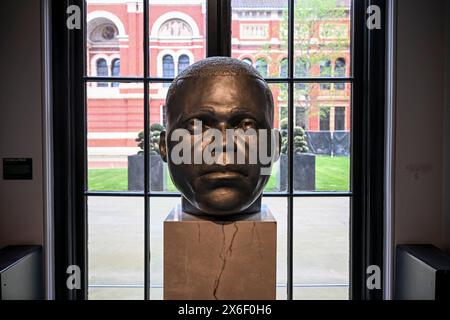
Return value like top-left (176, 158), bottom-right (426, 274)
top-left (143, 0), bottom-right (151, 301)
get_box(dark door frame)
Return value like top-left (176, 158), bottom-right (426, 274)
top-left (51, 0), bottom-right (386, 300)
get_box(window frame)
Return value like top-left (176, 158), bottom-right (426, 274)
top-left (162, 54), bottom-right (175, 77)
top-left (177, 54), bottom-right (190, 74)
top-left (95, 57), bottom-right (108, 86)
top-left (111, 58), bottom-right (120, 76)
top-left (335, 106), bottom-right (346, 131)
top-left (334, 57), bottom-right (347, 90)
top-left (319, 107), bottom-right (331, 132)
top-left (51, 0), bottom-right (386, 301)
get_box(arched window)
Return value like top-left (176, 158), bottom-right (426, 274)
top-left (88, 19), bottom-right (119, 43)
top-left (280, 58), bottom-right (288, 78)
top-left (162, 55), bottom-right (174, 87)
top-left (334, 58), bottom-right (346, 90)
top-left (242, 58), bottom-right (252, 65)
top-left (295, 58), bottom-right (310, 90)
top-left (111, 58), bottom-right (120, 76)
top-left (162, 55), bottom-right (174, 78)
top-left (96, 58), bottom-right (108, 87)
top-left (255, 58), bottom-right (268, 77)
top-left (178, 55), bottom-right (190, 74)
top-left (320, 59), bottom-right (332, 90)
top-left (111, 58), bottom-right (120, 87)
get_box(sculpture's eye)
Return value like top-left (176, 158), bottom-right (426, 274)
top-left (186, 118), bottom-right (207, 134)
top-left (238, 118), bottom-right (257, 130)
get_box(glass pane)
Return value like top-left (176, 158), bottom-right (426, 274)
top-left (86, 0), bottom-right (144, 77)
top-left (88, 197), bottom-right (144, 300)
top-left (150, 197), bottom-right (182, 300)
top-left (294, 0), bottom-right (352, 78)
top-left (231, 0), bottom-right (288, 78)
top-left (267, 83), bottom-right (288, 193)
top-left (89, 288), bottom-right (144, 300)
top-left (87, 82), bottom-right (144, 192)
top-left (263, 197), bottom-right (287, 300)
top-left (293, 83), bottom-right (351, 192)
top-left (148, 0), bottom-right (207, 78)
top-left (293, 197), bottom-right (350, 300)
top-left (149, 83), bottom-right (175, 193)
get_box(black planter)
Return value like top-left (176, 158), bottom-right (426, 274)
top-left (128, 154), bottom-right (165, 191)
top-left (279, 153), bottom-right (316, 192)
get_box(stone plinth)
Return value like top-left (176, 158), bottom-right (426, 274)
top-left (164, 205), bottom-right (277, 300)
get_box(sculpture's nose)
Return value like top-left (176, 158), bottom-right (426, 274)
top-left (216, 122), bottom-right (236, 165)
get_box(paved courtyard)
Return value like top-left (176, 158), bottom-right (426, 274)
top-left (87, 196), bottom-right (349, 300)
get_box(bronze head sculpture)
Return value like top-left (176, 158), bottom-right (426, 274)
top-left (159, 57), bottom-right (280, 216)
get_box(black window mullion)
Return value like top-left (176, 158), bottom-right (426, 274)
top-left (146, 78), bottom-right (175, 82)
top-left (286, 0), bottom-right (295, 301)
top-left (84, 191), bottom-right (353, 198)
top-left (84, 77), bottom-right (146, 82)
top-left (143, 0), bottom-right (151, 301)
top-left (207, 0), bottom-right (231, 57)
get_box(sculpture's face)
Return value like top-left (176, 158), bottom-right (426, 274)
top-left (160, 71), bottom-right (277, 216)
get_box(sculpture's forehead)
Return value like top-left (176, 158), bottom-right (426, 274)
top-left (167, 75), bottom-right (272, 116)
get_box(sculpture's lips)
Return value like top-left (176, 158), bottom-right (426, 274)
top-left (199, 165), bottom-right (248, 178)
top-left (200, 171), bottom-right (245, 181)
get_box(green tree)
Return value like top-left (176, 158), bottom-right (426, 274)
top-left (136, 123), bottom-right (165, 155)
top-left (281, 126), bottom-right (309, 155)
top-left (275, 0), bottom-right (350, 127)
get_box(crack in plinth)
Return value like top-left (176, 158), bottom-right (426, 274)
top-left (213, 222), bottom-right (239, 300)
top-left (252, 222), bottom-right (264, 261)
top-left (212, 225), bottom-right (226, 300)
top-left (229, 223), bottom-right (239, 257)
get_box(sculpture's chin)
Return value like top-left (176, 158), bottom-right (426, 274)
top-left (176, 175), bottom-right (268, 216)
top-left (198, 187), bottom-right (247, 214)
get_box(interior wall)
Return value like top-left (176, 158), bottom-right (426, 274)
top-left (394, 0), bottom-right (445, 248)
top-left (0, 0), bottom-right (44, 246)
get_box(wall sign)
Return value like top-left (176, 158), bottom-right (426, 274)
top-left (3, 158), bottom-right (33, 180)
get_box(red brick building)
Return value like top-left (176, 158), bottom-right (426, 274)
top-left (86, 0), bottom-right (351, 168)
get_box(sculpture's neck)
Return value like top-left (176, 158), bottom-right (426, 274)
top-left (181, 196), bottom-right (262, 216)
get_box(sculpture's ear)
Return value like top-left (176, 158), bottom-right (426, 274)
top-left (159, 131), bottom-right (167, 162)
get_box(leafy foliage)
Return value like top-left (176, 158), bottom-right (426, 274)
top-left (281, 126), bottom-right (309, 155)
top-left (274, 0), bottom-right (351, 122)
top-left (136, 123), bottom-right (165, 155)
